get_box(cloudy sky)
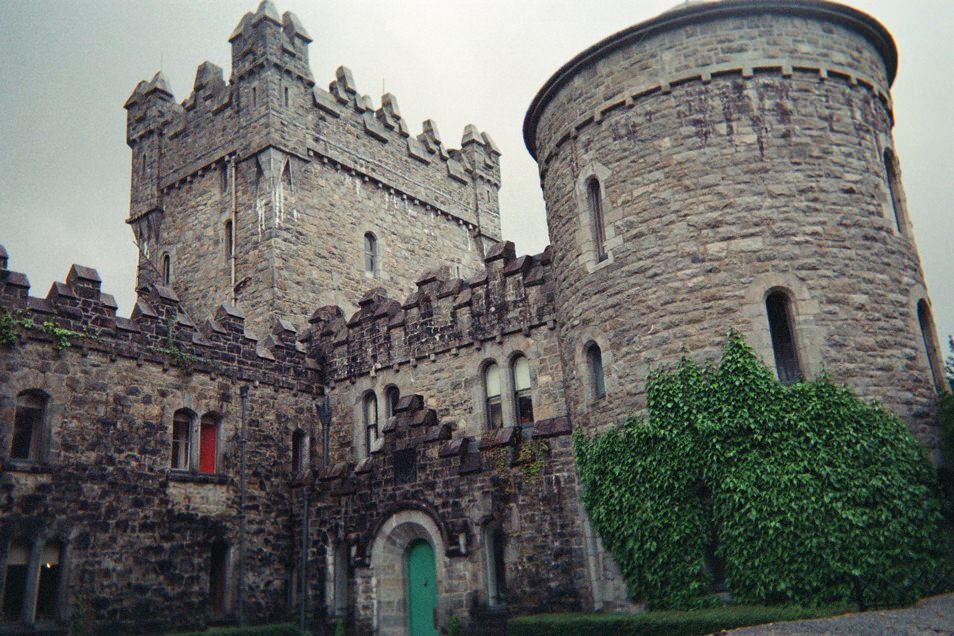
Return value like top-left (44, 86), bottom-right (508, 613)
top-left (1, 0), bottom-right (951, 346)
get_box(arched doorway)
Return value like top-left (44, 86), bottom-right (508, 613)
top-left (405, 539), bottom-right (437, 636)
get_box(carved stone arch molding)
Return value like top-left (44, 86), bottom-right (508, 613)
top-left (367, 507), bottom-right (448, 636)
top-left (743, 273), bottom-right (824, 380)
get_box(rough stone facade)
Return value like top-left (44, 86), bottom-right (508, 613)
top-left (0, 1), bottom-right (946, 635)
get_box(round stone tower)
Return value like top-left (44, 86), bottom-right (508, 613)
top-left (524, 0), bottom-right (945, 446)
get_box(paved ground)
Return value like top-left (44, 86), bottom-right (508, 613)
top-left (723, 594), bottom-right (954, 635)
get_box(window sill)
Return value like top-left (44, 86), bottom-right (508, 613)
top-left (1, 460), bottom-right (53, 475)
top-left (166, 470), bottom-right (229, 485)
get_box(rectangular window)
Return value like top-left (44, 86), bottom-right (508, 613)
top-left (199, 420), bottom-right (217, 474)
top-left (172, 419), bottom-right (191, 469)
top-left (35, 542), bottom-right (62, 620)
top-left (2, 541), bottom-right (29, 621)
top-left (11, 403), bottom-right (41, 460)
top-left (209, 543), bottom-right (228, 614)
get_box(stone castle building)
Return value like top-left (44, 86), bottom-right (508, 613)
top-left (0, 0), bottom-right (946, 634)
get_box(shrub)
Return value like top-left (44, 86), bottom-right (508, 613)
top-left (162, 624), bottom-right (307, 636)
top-left (575, 332), bottom-right (953, 609)
top-left (506, 604), bottom-right (853, 636)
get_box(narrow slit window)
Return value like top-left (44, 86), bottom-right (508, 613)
top-left (284, 86), bottom-right (290, 108)
top-left (292, 429), bottom-right (306, 473)
top-left (252, 86), bottom-right (257, 108)
top-left (765, 291), bottom-right (802, 385)
top-left (512, 356), bottom-right (534, 425)
top-left (220, 163), bottom-right (229, 194)
top-left (917, 300), bottom-right (943, 391)
top-left (333, 541), bottom-right (350, 617)
top-left (199, 413), bottom-right (219, 475)
top-left (171, 410), bottom-right (193, 470)
top-left (385, 386), bottom-right (400, 419)
top-left (209, 541), bottom-right (228, 615)
top-left (484, 363), bottom-right (503, 429)
top-left (588, 344), bottom-right (606, 399)
top-left (35, 541), bottom-right (63, 621)
top-left (2, 540), bottom-right (29, 621)
top-left (587, 178), bottom-right (607, 261)
top-left (12, 391), bottom-right (45, 461)
top-left (161, 253), bottom-right (171, 286)
top-left (884, 150), bottom-right (907, 234)
top-left (364, 233), bottom-right (377, 275)
top-left (224, 220), bottom-right (233, 262)
top-left (363, 393), bottom-right (378, 456)
top-left (484, 524), bottom-right (507, 607)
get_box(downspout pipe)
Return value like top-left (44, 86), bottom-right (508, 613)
top-left (239, 384), bottom-right (249, 626)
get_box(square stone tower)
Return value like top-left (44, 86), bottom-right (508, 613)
top-left (125, 0), bottom-right (501, 335)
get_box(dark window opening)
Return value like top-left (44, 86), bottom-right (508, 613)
top-left (171, 410), bottom-right (192, 470)
top-left (363, 233), bottom-right (377, 275)
top-left (511, 356), bottom-right (534, 425)
top-left (884, 150), bottom-right (907, 234)
top-left (209, 542), bottom-right (228, 615)
top-left (284, 86), bottom-right (290, 108)
top-left (251, 86), bottom-right (257, 108)
top-left (484, 363), bottom-right (503, 429)
top-left (161, 253), bottom-right (171, 286)
top-left (333, 541), bottom-right (350, 617)
top-left (35, 542), bottom-right (63, 621)
top-left (2, 541), bottom-right (29, 622)
top-left (220, 164), bottom-right (229, 194)
top-left (363, 393), bottom-right (378, 456)
top-left (224, 220), bottom-right (233, 262)
top-left (766, 291), bottom-right (802, 385)
top-left (199, 414), bottom-right (218, 475)
top-left (587, 178), bottom-right (607, 261)
top-left (292, 429), bottom-right (306, 474)
top-left (917, 300), bottom-right (943, 391)
top-left (12, 391), bottom-right (45, 461)
top-left (587, 344), bottom-right (606, 399)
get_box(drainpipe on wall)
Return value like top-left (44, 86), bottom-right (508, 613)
top-left (239, 384), bottom-right (249, 626)
top-left (230, 156), bottom-right (237, 305)
top-left (303, 392), bottom-right (332, 631)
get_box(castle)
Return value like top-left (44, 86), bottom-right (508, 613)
top-left (0, 0), bottom-right (946, 634)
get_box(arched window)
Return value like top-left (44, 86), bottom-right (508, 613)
top-left (161, 253), bottom-right (171, 286)
top-left (385, 386), bottom-right (400, 419)
top-left (363, 393), bottom-right (378, 456)
top-left (199, 413), bottom-right (220, 475)
top-left (917, 300), bottom-right (943, 391)
top-left (292, 429), bottom-right (307, 474)
top-left (11, 390), bottom-right (46, 461)
top-left (884, 149), bottom-right (907, 234)
top-left (587, 343), bottom-right (606, 399)
top-left (484, 362), bottom-right (503, 429)
top-left (171, 409), bottom-right (194, 470)
top-left (363, 233), bottom-right (377, 275)
top-left (209, 541), bottom-right (229, 615)
top-left (511, 355), bottom-right (534, 425)
top-left (765, 290), bottom-right (802, 385)
top-left (587, 178), bottom-right (607, 261)
top-left (333, 541), bottom-right (350, 617)
top-left (2, 540), bottom-right (30, 621)
top-left (220, 163), bottom-right (229, 194)
top-left (35, 541), bottom-right (64, 621)
top-left (483, 523), bottom-right (507, 607)
top-left (224, 220), bottom-right (233, 262)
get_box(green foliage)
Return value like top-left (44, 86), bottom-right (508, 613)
top-left (506, 604), bottom-right (854, 636)
top-left (0, 309), bottom-right (93, 350)
top-left (149, 317), bottom-right (214, 372)
top-left (939, 391), bottom-right (954, 474)
top-left (69, 592), bottom-right (90, 636)
top-left (334, 619), bottom-right (345, 636)
top-left (162, 624), bottom-right (307, 636)
top-left (575, 331), bottom-right (953, 609)
top-left (447, 615), bottom-right (461, 636)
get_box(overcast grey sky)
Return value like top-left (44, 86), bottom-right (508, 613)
top-left (1, 0), bottom-right (951, 347)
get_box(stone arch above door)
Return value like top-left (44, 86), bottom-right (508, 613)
top-left (369, 509), bottom-right (447, 636)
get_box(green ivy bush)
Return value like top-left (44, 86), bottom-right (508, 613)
top-left (506, 604), bottom-right (853, 636)
top-left (575, 332), bottom-right (952, 609)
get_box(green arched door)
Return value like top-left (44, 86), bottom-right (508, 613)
top-left (405, 539), bottom-right (438, 636)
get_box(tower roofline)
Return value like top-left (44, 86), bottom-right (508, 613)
top-left (522, 0), bottom-right (898, 161)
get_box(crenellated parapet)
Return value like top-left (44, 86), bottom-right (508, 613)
top-left (0, 246), bottom-right (318, 392)
top-left (304, 241), bottom-right (555, 383)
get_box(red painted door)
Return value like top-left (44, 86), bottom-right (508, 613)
top-left (199, 423), bottom-right (217, 474)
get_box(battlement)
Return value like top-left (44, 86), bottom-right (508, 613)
top-left (124, 2), bottom-right (501, 237)
top-left (304, 241), bottom-right (555, 383)
top-left (0, 245), bottom-right (318, 392)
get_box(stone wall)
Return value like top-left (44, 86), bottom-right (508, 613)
top-left (0, 252), bottom-right (320, 633)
